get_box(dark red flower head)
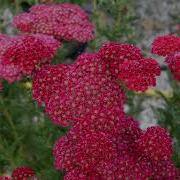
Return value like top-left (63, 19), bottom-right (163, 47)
top-left (118, 58), bottom-right (161, 91)
top-left (45, 73), bottom-right (125, 126)
top-left (152, 35), bottom-right (180, 56)
top-left (11, 167), bottom-right (35, 180)
top-left (13, 3), bottom-right (95, 43)
top-left (0, 177), bottom-right (11, 180)
top-left (166, 52), bottom-right (180, 80)
top-left (98, 42), bottom-right (143, 77)
top-left (33, 53), bottom-right (125, 126)
top-left (136, 126), bottom-right (173, 161)
top-left (0, 34), bottom-right (60, 84)
top-left (53, 131), bottom-right (117, 172)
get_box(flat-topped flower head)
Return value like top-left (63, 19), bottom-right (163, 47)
top-left (98, 42), bottom-right (143, 77)
top-left (13, 3), bottom-right (95, 43)
top-left (53, 131), bottom-right (117, 172)
top-left (0, 34), bottom-right (60, 84)
top-left (152, 35), bottom-right (180, 56)
top-left (118, 58), bottom-right (161, 92)
top-left (1, 34), bottom-right (60, 75)
top-left (136, 126), bottom-right (173, 161)
top-left (166, 52), bottom-right (180, 80)
top-left (38, 53), bottom-right (125, 126)
top-left (12, 167), bottom-right (35, 180)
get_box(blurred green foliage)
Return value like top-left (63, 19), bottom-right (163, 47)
top-left (0, 0), bottom-right (179, 179)
top-left (152, 74), bottom-right (180, 168)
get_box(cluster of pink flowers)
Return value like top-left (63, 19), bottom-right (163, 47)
top-left (32, 40), bottom-right (180, 178)
top-left (0, 33), bottom-right (60, 90)
top-left (13, 3), bottom-right (95, 43)
top-left (0, 3), bottom-right (94, 92)
top-left (33, 43), bottom-right (160, 126)
top-left (0, 167), bottom-right (35, 180)
top-left (53, 120), bottom-right (178, 179)
top-left (98, 42), bottom-right (161, 91)
top-left (152, 35), bottom-right (180, 80)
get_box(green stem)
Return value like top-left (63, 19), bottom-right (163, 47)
top-left (93, 0), bottom-right (97, 11)
top-left (3, 109), bottom-right (18, 139)
top-left (0, 97), bottom-right (18, 140)
top-left (15, 0), bottom-right (20, 13)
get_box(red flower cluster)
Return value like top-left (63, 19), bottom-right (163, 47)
top-left (12, 167), bottom-right (35, 180)
top-left (32, 42), bottom-right (178, 178)
top-left (54, 122), bottom-right (178, 179)
top-left (13, 3), bottom-right (95, 43)
top-left (0, 167), bottom-right (35, 180)
top-left (0, 34), bottom-right (59, 86)
top-left (98, 42), bottom-right (143, 77)
top-left (152, 34), bottom-right (180, 81)
top-left (98, 42), bottom-right (160, 91)
top-left (33, 53), bottom-right (125, 126)
top-left (152, 35), bottom-right (180, 56)
top-left (33, 43), bottom-right (161, 125)
top-left (54, 131), bottom-right (117, 172)
top-left (118, 58), bottom-right (161, 91)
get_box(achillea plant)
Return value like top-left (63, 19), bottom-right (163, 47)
top-left (33, 40), bottom-right (179, 178)
top-left (11, 167), bottom-right (35, 180)
top-left (0, 167), bottom-right (35, 180)
top-left (97, 42), bottom-right (143, 77)
top-left (0, 34), bottom-right (59, 87)
top-left (13, 3), bottom-right (95, 43)
top-left (0, 1), bottom-right (179, 179)
top-left (152, 34), bottom-right (180, 81)
top-left (33, 53), bottom-right (126, 126)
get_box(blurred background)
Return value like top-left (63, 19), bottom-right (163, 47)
top-left (0, 0), bottom-right (179, 179)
